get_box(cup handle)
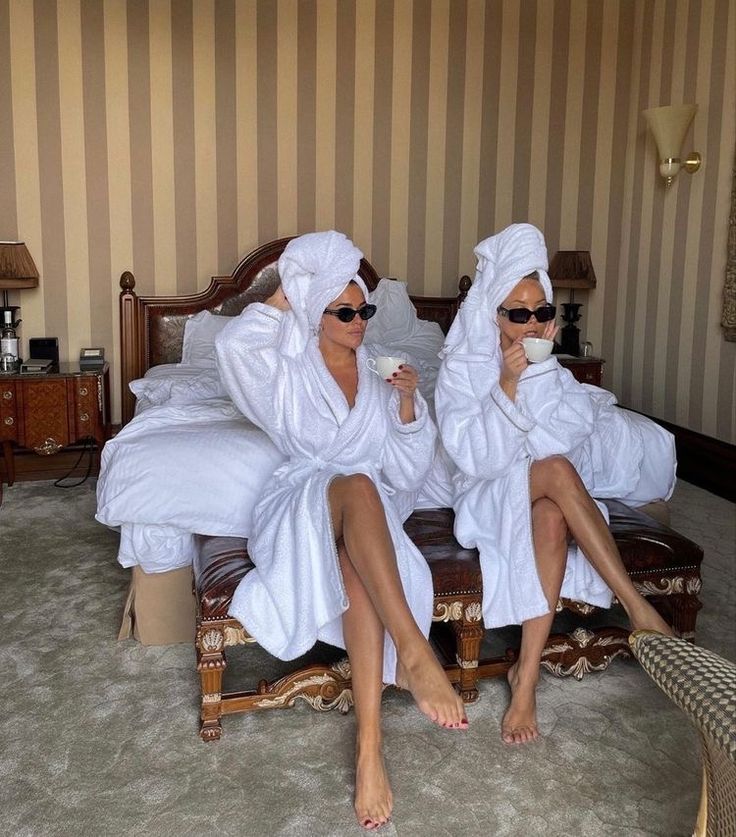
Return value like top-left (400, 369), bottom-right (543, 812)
top-left (366, 358), bottom-right (379, 375)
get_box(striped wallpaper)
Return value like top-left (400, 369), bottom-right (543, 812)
top-left (0, 0), bottom-right (734, 441)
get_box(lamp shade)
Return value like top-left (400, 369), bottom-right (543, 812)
top-left (548, 251), bottom-right (597, 290)
top-left (642, 105), bottom-right (697, 161)
top-left (0, 241), bottom-right (39, 289)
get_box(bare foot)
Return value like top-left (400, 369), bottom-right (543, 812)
top-left (628, 599), bottom-right (674, 636)
top-left (354, 740), bottom-right (393, 830)
top-left (395, 646), bottom-right (468, 729)
top-left (501, 663), bottom-right (540, 745)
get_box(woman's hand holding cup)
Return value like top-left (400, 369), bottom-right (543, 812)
top-left (389, 364), bottom-right (419, 400)
top-left (366, 355), bottom-right (417, 397)
top-left (500, 341), bottom-right (528, 383)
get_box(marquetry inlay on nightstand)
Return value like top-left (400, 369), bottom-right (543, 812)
top-left (0, 362), bottom-right (111, 490)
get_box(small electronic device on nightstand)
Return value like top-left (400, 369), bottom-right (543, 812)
top-left (20, 358), bottom-right (53, 374)
top-left (29, 337), bottom-right (60, 368)
top-left (79, 347), bottom-right (105, 370)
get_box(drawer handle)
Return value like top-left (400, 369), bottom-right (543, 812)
top-left (79, 387), bottom-right (88, 396)
top-left (79, 412), bottom-right (89, 422)
top-left (3, 416), bottom-right (13, 426)
top-left (34, 438), bottom-right (62, 455)
top-left (2, 391), bottom-right (12, 400)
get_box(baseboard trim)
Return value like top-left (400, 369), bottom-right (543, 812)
top-left (648, 416), bottom-right (736, 502)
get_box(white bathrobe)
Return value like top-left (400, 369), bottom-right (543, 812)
top-left (435, 224), bottom-right (676, 629)
top-left (215, 232), bottom-right (436, 684)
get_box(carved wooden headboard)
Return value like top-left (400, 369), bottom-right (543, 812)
top-left (119, 236), bottom-right (469, 425)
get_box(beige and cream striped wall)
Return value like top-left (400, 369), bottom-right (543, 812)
top-left (1, 0), bottom-right (734, 440)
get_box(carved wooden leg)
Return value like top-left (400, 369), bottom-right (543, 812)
top-left (668, 591), bottom-right (702, 641)
top-left (197, 624), bottom-right (227, 741)
top-left (451, 605), bottom-right (484, 703)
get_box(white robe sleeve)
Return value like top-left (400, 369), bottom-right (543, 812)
top-left (436, 359), bottom-right (530, 481)
top-left (381, 390), bottom-right (437, 492)
top-left (215, 304), bottom-right (296, 444)
top-left (436, 359), bottom-right (597, 481)
top-left (516, 366), bottom-right (597, 461)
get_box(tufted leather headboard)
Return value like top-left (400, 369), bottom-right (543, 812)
top-left (119, 236), bottom-right (469, 425)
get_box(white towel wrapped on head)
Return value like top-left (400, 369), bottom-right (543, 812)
top-left (277, 231), bottom-right (368, 356)
top-left (441, 223), bottom-right (552, 369)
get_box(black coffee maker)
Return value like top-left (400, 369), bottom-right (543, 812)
top-left (0, 305), bottom-right (22, 372)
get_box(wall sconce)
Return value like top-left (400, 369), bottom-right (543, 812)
top-left (642, 104), bottom-right (701, 187)
top-left (548, 250), bottom-right (597, 357)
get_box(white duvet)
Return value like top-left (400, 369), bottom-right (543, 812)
top-left (95, 395), bottom-right (285, 573)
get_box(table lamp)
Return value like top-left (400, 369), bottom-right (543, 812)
top-left (548, 250), bottom-right (597, 357)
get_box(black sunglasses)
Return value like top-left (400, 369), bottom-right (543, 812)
top-left (323, 304), bottom-right (377, 323)
top-left (497, 304), bottom-right (556, 324)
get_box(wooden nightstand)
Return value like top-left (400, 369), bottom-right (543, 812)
top-left (558, 356), bottom-right (605, 387)
top-left (0, 362), bottom-right (111, 490)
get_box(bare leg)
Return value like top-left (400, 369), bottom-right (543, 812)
top-left (530, 457), bottom-right (672, 634)
top-left (338, 543), bottom-right (392, 830)
top-left (329, 474), bottom-right (467, 729)
top-left (503, 499), bottom-right (568, 744)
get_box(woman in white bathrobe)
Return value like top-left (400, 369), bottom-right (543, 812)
top-left (216, 231), bottom-right (467, 830)
top-left (435, 223), bottom-right (674, 746)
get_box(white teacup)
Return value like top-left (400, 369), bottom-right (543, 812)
top-left (366, 355), bottom-right (406, 378)
top-left (522, 337), bottom-right (554, 363)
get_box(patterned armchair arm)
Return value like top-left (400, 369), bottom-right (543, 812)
top-left (629, 630), bottom-right (736, 837)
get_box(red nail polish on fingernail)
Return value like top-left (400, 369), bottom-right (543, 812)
top-left (392, 372), bottom-right (398, 377)
top-left (385, 378), bottom-right (391, 382)
top-left (398, 364), bottom-right (404, 369)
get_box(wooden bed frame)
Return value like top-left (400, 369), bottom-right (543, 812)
top-left (117, 237), bottom-right (704, 740)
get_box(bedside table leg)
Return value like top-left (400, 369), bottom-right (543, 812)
top-left (2, 440), bottom-right (14, 486)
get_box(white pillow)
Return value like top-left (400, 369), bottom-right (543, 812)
top-left (181, 310), bottom-right (231, 367)
top-left (129, 367), bottom-right (226, 406)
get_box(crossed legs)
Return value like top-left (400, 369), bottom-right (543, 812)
top-left (330, 473), bottom-right (467, 829)
top-left (503, 456), bottom-right (673, 745)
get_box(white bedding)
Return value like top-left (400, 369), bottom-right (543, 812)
top-left (96, 395), bottom-right (285, 573)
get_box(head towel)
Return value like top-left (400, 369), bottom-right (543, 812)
top-left (441, 223), bottom-right (552, 360)
top-left (277, 231), bottom-right (367, 355)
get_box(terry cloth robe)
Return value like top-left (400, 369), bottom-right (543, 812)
top-left (215, 231), bottom-right (436, 684)
top-left (435, 223), bottom-right (676, 629)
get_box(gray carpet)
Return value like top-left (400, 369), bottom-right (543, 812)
top-left (0, 479), bottom-right (733, 837)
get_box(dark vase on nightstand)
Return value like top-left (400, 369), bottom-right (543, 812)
top-left (560, 302), bottom-right (583, 356)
